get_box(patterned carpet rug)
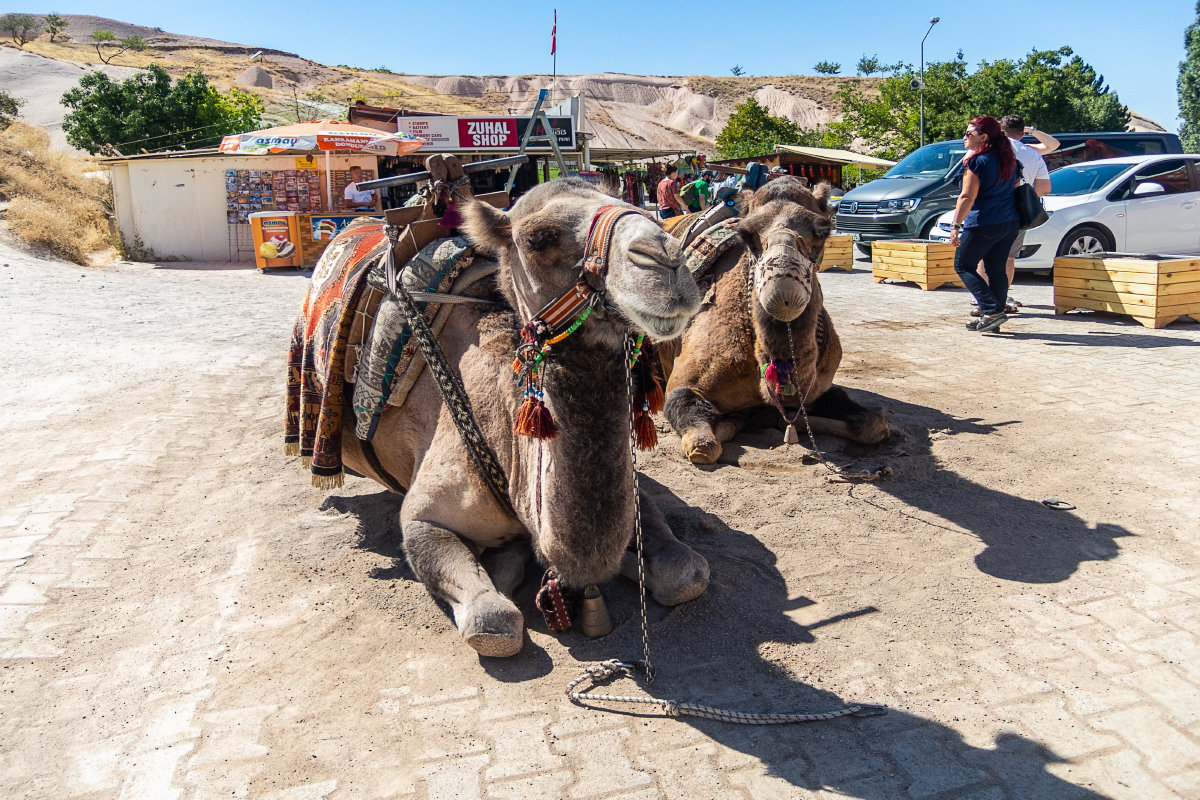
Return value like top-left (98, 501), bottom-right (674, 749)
top-left (285, 218), bottom-right (389, 488)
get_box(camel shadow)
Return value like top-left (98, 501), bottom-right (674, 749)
top-left (320, 489), bottom-right (413, 580)
top-left (542, 478), bottom-right (1110, 799)
top-left (719, 389), bottom-right (1131, 584)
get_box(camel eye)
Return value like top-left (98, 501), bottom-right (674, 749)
top-left (522, 225), bottom-right (559, 252)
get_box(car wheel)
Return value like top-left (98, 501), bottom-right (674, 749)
top-left (919, 219), bottom-right (938, 240)
top-left (1057, 225), bottom-right (1112, 258)
top-left (856, 243), bottom-right (872, 256)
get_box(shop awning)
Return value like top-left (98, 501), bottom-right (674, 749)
top-left (775, 145), bottom-right (896, 168)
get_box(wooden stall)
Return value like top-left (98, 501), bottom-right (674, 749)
top-left (1053, 254), bottom-right (1200, 329)
top-left (871, 240), bottom-right (963, 291)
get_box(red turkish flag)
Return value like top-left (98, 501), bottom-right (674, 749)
top-left (551, 10), bottom-right (557, 55)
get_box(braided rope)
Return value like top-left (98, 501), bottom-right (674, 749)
top-left (566, 661), bottom-right (885, 724)
top-left (382, 225), bottom-right (516, 517)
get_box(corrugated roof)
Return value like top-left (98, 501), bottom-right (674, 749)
top-left (776, 145), bottom-right (896, 167)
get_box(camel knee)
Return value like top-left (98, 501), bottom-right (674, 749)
top-left (665, 387), bottom-right (723, 463)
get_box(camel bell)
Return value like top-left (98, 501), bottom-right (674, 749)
top-left (579, 585), bottom-right (613, 638)
top-left (784, 423), bottom-right (800, 444)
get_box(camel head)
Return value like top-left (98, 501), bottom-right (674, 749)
top-left (461, 178), bottom-right (701, 346)
top-left (736, 178), bottom-right (834, 323)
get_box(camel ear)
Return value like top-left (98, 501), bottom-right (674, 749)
top-left (735, 213), bottom-right (764, 253)
top-left (811, 181), bottom-right (834, 216)
top-left (461, 199), bottom-right (512, 254)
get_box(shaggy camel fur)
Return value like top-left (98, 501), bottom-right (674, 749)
top-left (336, 179), bottom-right (709, 657)
top-left (664, 178), bottom-right (889, 464)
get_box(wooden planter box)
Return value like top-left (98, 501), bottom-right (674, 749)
top-left (1054, 254), bottom-right (1200, 329)
top-left (818, 234), bottom-right (854, 272)
top-left (871, 240), bottom-right (964, 291)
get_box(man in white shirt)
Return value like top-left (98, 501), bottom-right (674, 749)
top-left (977, 115), bottom-right (1060, 311)
top-left (343, 165), bottom-right (377, 211)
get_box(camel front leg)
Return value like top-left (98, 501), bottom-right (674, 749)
top-left (402, 519), bottom-right (524, 657)
top-left (807, 384), bottom-right (890, 445)
top-left (664, 386), bottom-right (723, 464)
top-left (619, 489), bottom-right (709, 606)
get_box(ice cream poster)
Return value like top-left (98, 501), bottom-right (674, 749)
top-left (258, 217), bottom-right (296, 260)
top-left (311, 216), bottom-right (359, 241)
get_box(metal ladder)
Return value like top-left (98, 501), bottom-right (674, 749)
top-left (505, 89), bottom-right (570, 195)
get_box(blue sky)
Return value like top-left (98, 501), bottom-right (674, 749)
top-left (16, 1), bottom-right (1198, 133)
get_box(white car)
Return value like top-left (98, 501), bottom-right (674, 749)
top-left (928, 154), bottom-right (1200, 271)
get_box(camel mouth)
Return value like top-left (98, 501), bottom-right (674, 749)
top-left (758, 284), bottom-right (810, 323)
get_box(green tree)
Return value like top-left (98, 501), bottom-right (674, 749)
top-left (61, 64), bottom-right (263, 155)
top-left (814, 61), bottom-right (841, 75)
top-left (1180, 1), bottom-right (1200, 152)
top-left (856, 55), bottom-right (882, 76)
top-left (834, 47), bottom-right (1129, 160)
top-left (730, 65), bottom-right (745, 77)
top-left (1, 13), bottom-right (38, 47)
top-left (44, 12), bottom-right (67, 43)
top-left (0, 90), bottom-right (24, 129)
top-left (715, 97), bottom-right (808, 158)
top-left (92, 30), bottom-right (148, 65)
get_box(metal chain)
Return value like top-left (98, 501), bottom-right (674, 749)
top-left (382, 225), bottom-right (516, 517)
top-left (624, 336), bottom-right (653, 682)
top-left (565, 660), bottom-right (885, 724)
top-left (787, 326), bottom-right (827, 463)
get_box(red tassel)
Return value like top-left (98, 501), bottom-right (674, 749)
top-left (635, 410), bottom-right (657, 450)
top-left (765, 363), bottom-right (779, 384)
top-left (439, 200), bottom-right (462, 228)
top-left (645, 382), bottom-right (665, 415)
top-left (531, 400), bottom-right (557, 440)
top-left (514, 396), bottom-right (537, 436)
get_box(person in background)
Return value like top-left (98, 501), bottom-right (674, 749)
top-left (343, 165), bottom-right (378, 211)
top-left (949, 116), bottom-right (1020, 333)
top-left (973, 115), bottom-right (1060, 314)
top-left (656, 164), bottom-right (684, 219)
top-left (692, 171), bottom-right (711, 211)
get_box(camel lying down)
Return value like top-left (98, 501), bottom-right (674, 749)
top-left (302, 179), bottom-right (710, 657)
top-left (664, 178), bottom-right (889, 464)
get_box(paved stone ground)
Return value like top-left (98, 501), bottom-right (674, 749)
top-left (2, 242), bottom-right (1198, 800)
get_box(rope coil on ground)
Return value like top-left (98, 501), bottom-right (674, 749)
top-left (566, 660), bottom-right (886, 724)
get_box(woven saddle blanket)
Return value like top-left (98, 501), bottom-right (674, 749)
top-left (285, 218), bottom-right (389, 488)
top-left (350, 236), bottom-right (498, 442)
top-left (286, 223), bottom-right (500, 488)
top-left (682, 216), bottom-right (744, 285)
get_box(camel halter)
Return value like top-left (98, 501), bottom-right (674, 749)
top-left (511, 205), bottom-right (661, 448)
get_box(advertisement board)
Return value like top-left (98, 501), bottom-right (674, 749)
top-left (395, 116), bottom-right (575, 151)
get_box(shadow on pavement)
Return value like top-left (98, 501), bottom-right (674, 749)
top-left (1011, 329), bottom-right (1200, 347)
top-left (839, 390), bottom-right (1133, 583)
top-left (720, 388), bottom-right (1131, 584)
top-left (550, 478), bottom-right (1110, 799)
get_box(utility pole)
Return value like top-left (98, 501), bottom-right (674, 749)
top-left (919, 17), bottom-right (939, 148)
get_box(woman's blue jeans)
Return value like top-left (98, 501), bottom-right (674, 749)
top-left (954, 221), bottom-right (1020, 315)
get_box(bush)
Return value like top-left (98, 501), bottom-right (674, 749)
top-left (0, 122), bottom-right (114, 263)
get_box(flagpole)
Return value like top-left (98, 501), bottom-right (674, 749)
top-left (551, 10), bottom-right (557, 107)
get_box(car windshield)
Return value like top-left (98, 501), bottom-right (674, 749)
top-left (1048, 163), bottom-right (1131, 196)
top-left (884, 141), bottom-right (968, 178)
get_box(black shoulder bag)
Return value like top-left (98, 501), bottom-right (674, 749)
top-left (1014, 161), bottom-right (1049, 231)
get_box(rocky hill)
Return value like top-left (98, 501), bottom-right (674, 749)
top-left (1, 14), bottom-right (1163, 156)
top-left (0, 14), bottom-right (871, 154)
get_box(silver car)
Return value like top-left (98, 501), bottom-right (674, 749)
top-left (929, 154), bottom-right (1200, 271)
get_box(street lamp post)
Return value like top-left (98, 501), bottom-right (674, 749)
top-left (920, 16), bottom-right (940, 148)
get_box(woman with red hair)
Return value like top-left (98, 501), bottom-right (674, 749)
top-left (949, 115), bottom-right (1020, 332)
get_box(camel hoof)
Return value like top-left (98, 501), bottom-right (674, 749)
top-left (627, 550), bottom-right (710, 606)
top-left (458, 594), bottom-right (524, 658)
top-left (682, 432), bottom-right (721, 464)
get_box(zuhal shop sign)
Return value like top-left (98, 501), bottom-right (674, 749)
top-left (396, 116), bottom-right (575, 151)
